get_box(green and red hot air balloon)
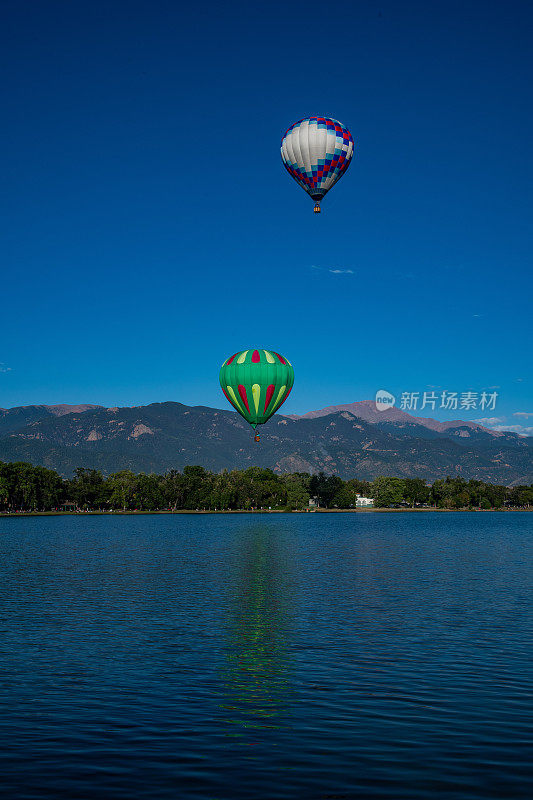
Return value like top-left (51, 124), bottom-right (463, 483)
top-left (219, 349), bottom-right (294, 441)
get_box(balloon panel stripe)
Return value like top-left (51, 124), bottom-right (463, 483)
top-left (270, 385), bottom-right (287, 414)
top-left (226, 385), bottom-right (245, 416)
top-left (252, 384), bottom-right (260, 413)
top-left (264, 384), bottom-right (275, 413)
top-left (238, 384), bottom-right (250, 413)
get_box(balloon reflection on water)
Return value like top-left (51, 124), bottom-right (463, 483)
top-left (220, 525), bottom-right (292, 738)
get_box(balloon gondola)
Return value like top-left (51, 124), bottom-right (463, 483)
top-left (281, 117), bottom-right (354, 212)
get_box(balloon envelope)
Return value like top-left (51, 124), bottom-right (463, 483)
top-left (281, 117), bottom-right (354, 208)
top-left (219, 349), bottom-right (294, 429)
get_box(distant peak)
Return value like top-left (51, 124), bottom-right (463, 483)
top-left (286, 400), bottom-right (499, 435)
top-left (44, 404), bottom-right (103, 416)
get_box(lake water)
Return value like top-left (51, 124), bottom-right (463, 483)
top-left (0, 512), bottom-right (531, 799)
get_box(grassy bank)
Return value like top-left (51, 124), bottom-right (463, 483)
top-left (1, 507), bottom-right (530, 518)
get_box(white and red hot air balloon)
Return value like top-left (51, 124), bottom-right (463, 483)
top-left (281, 117), bottom-right (354, 212)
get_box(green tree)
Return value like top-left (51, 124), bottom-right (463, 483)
top-left (107, 470), bottom-right (138, 510)
top-left (431, 476), bottom-right (469, 508)
top-left (163, 469), bottom-right (187, 510)
top-left (1, 462), bottom-right (65, 510)
top-left (345, 478), bottom-right (373, 498)
top-left (68, 468), bottom-right (108, 509)
top-left (371, 476), bottom-right (405, 507)
top-left (135, 474), bottom-right (165, 510)
top-left (281, 473), bottom-right (311, 510)
top-left (181, 465), bottom-right (213, 509)
top-left (309, 472), bottom-right (344, 508)
top-left (403, 478), bottom-right (430, 507)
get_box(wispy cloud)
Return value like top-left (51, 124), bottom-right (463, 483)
top-left (476, 415), bottom-right (533, 436)
top-left (0, 363), bottom-right (11, 373)
top-left (472, 313), bottom-right (482, 318)
top-left (491, 424), bottom-right (533, 436)
top-left (311, 265), bottom-right (354, 275)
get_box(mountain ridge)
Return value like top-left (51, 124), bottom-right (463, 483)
top-left (287, 399), bottom-right (502, 435)
top-left (0, 400), bottom-right (530, 484)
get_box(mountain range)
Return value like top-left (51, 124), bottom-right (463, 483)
top-left (0, 401), bottom-right (531, 484)
top-left (287, 400), bottom-right (503, 432)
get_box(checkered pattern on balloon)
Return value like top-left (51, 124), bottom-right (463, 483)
top-left (280, 117), bottom-right (354, 208)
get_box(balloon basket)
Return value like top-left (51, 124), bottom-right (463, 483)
top-left (313, 203), bottom-right (321, 213)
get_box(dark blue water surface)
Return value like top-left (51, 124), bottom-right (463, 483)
top-left (0, 512), bottom-right (531, 799)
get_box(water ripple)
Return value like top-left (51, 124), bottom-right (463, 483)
top-left (0, 512), bottom-right (531, 799)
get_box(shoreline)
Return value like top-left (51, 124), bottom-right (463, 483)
top-left (1, 507), bottom-right (530, 518)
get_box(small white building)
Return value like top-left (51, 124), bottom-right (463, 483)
top-left (356, 495), bottom-right (374, 508)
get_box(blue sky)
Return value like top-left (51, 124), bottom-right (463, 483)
top-left (1, 0), bottom-right (532, 433)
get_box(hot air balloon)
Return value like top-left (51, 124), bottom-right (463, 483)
top-left (219, 349), bottom-right (294, 442)
top-left (281, 117), bottom-right (354, 212)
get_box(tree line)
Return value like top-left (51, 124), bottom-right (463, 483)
top-left (0, 461), bottom-right (531, 512)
